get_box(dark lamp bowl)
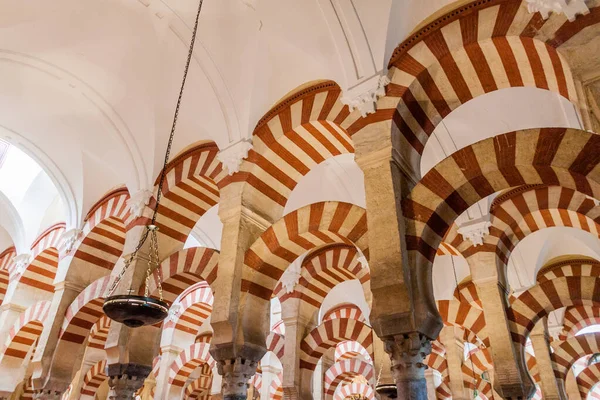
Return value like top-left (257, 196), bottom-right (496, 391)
top-left (375, 384), bottom-right (398, 399)
top-left (103, 295), bottom-right (169, 328)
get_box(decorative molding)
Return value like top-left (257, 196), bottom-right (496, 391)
top-left (12, 254), bottom-right (32, 275)
top-left (217, 139), bottom-right (253, 175)
top-left (357, 255), bottom-right (369, 269)
top-left (457, 216), bottom-right (491, 247)
top-left (280, 259), bottom-right (301, 294)
top-left (59, 228), bottom-right (83, 255)
top-left (166, 303), bottom-right (182, 324)
top-left (341, 75), bottom-right (390, 118)
top-left (127, 189), bottom-right (153, 218)
top-left (526, 0), bottom-right (589, 21)
top-left (490, 184), bottom-right (547, 211)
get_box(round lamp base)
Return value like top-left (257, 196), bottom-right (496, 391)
top-left (375, 384), bottom-right (398, 399)
top-left (103, 295), bottom-right (169, 328)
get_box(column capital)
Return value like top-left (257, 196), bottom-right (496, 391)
top-left (126, 189), bottom-right (153, 219)
top-left (107, 363), bottom-right (151, 400)
top-left (526, 0), bottom-right (588, 21)
top-left (217, 357), bottom-right (259, 400)
top-left (217, 138), bottom-right (253, 175)
top-left (0, 302), bottom-right (27, 313)
top-left (54, 280), bottom-right (86, 293)
top-left (341, 74), bottom-right (390, 118)
top-left (385, 333), bottom-right (431, 380)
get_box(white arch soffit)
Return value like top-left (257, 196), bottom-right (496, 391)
top-left (0, 50), bottom-right (147, 203)
top-left (0, 124), bottom-right (77, 228)
top-left (420, 87), bottom-right (583, 177)
top-left (0, 190), bottom-right (26, 253)
top-left (162, 7), bottom-right (243, 145)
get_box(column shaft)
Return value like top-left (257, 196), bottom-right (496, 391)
top-left (530, 319), bottom-right (566, 400)
top-left (439, 326), bottom-right (467, 400)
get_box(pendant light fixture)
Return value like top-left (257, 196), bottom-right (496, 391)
top-left (103, 0), bottom-right (205, 328)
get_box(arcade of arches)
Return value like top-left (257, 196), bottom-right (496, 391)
top-left (3, 0), bottom-right (600, 399)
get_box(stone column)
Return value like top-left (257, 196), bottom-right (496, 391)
top-left (424, 369), bottom-right (436, 400)
top-left (439, 326), bottom-right (467, 400)
top-left (210, 186), bottom-right (272, 399)
top-left (30, 280), bottom-right (85, 393)
top-left (107, 363), bottom-right (151, 399)
top-left (468, 251), bottom-right (535, 399)
top-left (280, 299), bottom-right (312, 399)
top-left (530, 318), bottom-right (566, 400)
top-left (152, 345), bottom-right (182, 399)
top-left (384, 333), bottom-right (431, 400)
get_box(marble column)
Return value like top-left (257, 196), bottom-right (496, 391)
top-left (439, 326), bottom-right (468, 400)
top-left (530, 318), bottom-right (566, 400)
top-left (384, 333), bottom-right (431, 400)
top-left (468, 251), bottom-right (535, 399)
top-left (210, 186), bottom-right (272, 400)
top-left (354, 111), bottom-right (440, 400)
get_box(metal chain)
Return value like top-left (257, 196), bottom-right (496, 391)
top-left (107, 0), bottom-right (205, 297)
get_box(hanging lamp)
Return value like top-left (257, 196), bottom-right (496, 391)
top-left (103, 0), bottom-right (205, 328)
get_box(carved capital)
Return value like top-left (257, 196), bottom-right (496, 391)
top-left (341, 75), bottom-right (390, 117)
top-left (126, 190), bottom-right (153, 219)
top-left (59, 228), bottom-right (83, 256)
top-left (384, 333), bottom-right (431, 381)
top-left (217, 139), bottom-right (253, 175)
top-left (12, 253), bottom-right (32, 276)
top-left (457, 216), bottom-right (491, 247)
top-left (107, 363), bottom-right (151, 400)
top-left (217, 357), bottom-right (258, 398)
top-left (280, 258), bottom-right (301, 294)
top-left (526, 0), bottom-right (589, 21)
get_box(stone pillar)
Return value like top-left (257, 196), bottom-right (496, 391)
top-left (424, 369), bottom-right (436, 400)
top-left (316, 354), bottom-right (335, 400)
top-left (353, 109), bottom-right (441, 400)
top-left (152, 345), bottom-right (182, 399)
top-left (384, 333), bottom-right (431, 400)
top-left (217, 358), bottom-right (259, 400)
top-left (107, 363), bottom-right (151, 400)
top-left (280, 299), bottom-right (312, 399)
top-left (31, 280), bottom-right (85, 393)
top-left (439, 326), bottom-right (467, 400)
top-left (468, 251), bottom-right (535, 399)
top-left (530, 319), bottom-right (566, 400)
top-left (210, 187), bottom-right (272, 399)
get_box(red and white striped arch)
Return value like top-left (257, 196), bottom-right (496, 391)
top-left (324, 359), bottom-right (374, 397)
top-left (462, 347), bottom-right (493, 398)
top-left (442, 186), bottom-right (600, 267)
top-left (552, 333), bottom-right (600, 381)
top-left (577, 362), bottom-right (600, 400)
top-left (333, 382), bottom-right (375, 400)
top-left (15, 223), bottom-right (65, 292)
top-left (384, 0), bottom-right (584, 181)
top-left (168, 342), bottom-right (215, 388)
top-left (274, 244), bottom-right (369, 311)
top-left (266, 331), bottom-right (285, 360)
top-left (228, 80), bottom-right (362, 219)
top-left (183, 364), bottom-right (212, 399)
top-left (334, 341), bottom-right (372, 363)
top-left (404, 129), bottom-right (600, 304)
top-left (425, 350), bottom-right (448, 379)
top-left (0, 247), bottom-right (14, 303)
top-left (562, 305), bottom-right (600, 338)
top-left (195, 332), bottom-right (212, 344)
top-left (59, 275), bottom-right (111, 345)
top-left (243, 202), bottom-right (368, 301)
top-left (87, 316), bottom-right (111, 350)
top-left (249, 372), bottom-right (262, 393)
top-left (163, 283), bottom-right (213, 342)
top-left (437, 300), bottom-right (488, 346)
top-left (436, 381), bottom-right (452, 400)
top-left (21, 377), bottom-right (34, 400)
top-left (1, 300), bottom-right (50, 360)
top-left (322, 303), bottom-right (366, 323)
top-left (508, 277), bottom-right (600, 346)
top-left (453, 280), bottom-right (482, 309)
top-left (271, 320), bottom-right (285, 335)
top-left (537, 258), bottom-right (600, 283)
top-left (79, 359), bottom-right (107, 399)
top-left (435, 242), bottom-right (461, 257)
top-left (154, 142), bottom-right (225, 244)
top-left (146, 247), bottom-right (218, 304)
top-left (269, 372), bottom-right (283, 400)
top-left (74, 188), bottom-right (129, 271)
top-left (299, 318), bottom-right (373, 371)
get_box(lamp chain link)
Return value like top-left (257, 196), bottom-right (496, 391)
top-left (106, 0), bottom-right (204, 297)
